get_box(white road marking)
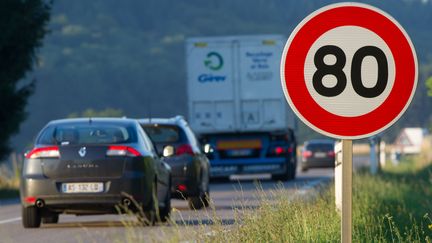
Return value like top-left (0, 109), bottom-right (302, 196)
top-left (0, 217), bottom-right (21, 224)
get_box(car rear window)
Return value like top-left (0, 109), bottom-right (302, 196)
top-left (37, 123), bottom-right (137, 145)
top-left (306, 143), bottom-right (334, 151)
top-left (142, 125), bottom-right (180, 143)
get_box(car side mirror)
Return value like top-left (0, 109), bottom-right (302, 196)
top-left (203, 144), bottom-right (213, 154)
top-left (162, 145), bottom-right (175, 157)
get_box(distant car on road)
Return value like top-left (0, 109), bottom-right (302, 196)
top-left (300, 139), bottom-right (335, 172)
top-left (138, 116), bottom-right (210, 209)
top-left (20, 118), bottom-right (171, 228)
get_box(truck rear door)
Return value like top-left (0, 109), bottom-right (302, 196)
top-left (187, 39), bottom-right (237, 133)
top-left (237, 37), bottom-right (287, 131)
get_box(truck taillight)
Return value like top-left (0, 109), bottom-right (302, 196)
top-left (176, 144), bottom-right (194, 155)
top-left (274, 147), bottom-right (285, 155)
top-left (302, 150), bottom-right (312, 158)
top-left (328, 151), bottom-right (335, 157)
top-left (107, 146), bottom-right (141, 157)
top-left (26, 146), bottom-right (60, 159)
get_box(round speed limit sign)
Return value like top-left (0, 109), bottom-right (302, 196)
top-left (281, 3), bottom-right (417, 139)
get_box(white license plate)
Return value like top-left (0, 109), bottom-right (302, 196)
top-left (314, 152), bottom-right (326, 158)
top-left (62, 182), bottom-right (104, 193)
top-left (228, 149), bottom-right (253, 157)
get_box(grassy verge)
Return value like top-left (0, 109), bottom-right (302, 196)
top-left (0, 188), bottom-right (19, 200)
top-left (0, 175), bottom-right (19, 200)
top-left (207, 157), bottom-right (432, 242)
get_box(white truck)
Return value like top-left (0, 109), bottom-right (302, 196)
top-left (186, 35), bottom-right (298, 181)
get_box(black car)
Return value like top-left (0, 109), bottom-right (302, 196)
top-left (138, 116), bottom-right (210, 209)
top-left (20, 118), bottom-right (171, 228)
top-left (300, 139), bottom-right (335, 171)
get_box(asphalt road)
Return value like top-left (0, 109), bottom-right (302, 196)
top-left (0, 156), bottom-right (369, 243)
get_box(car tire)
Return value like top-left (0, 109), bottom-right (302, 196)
top-left (158, 178), bottom-right (171, 222)
top-left (300, 164), bottom-right (308, 172)
top-left (22, 206), bottom-right (41, 228)
top-left (42, 214), bottom-right (59, 224)
top-left (188, 170), bottom-right (210, 210)
top-left (139, 181), bottom-right (157, 226)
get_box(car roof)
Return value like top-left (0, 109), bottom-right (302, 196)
top-left (47, 117), bottom-right (138, 126)
top-left (137, 116), bottom-right (187, 126)
top-left (304, 139), bottom-right (335, 145)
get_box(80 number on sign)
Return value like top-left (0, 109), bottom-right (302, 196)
top-left (313, 45), bottom-right (388, 98)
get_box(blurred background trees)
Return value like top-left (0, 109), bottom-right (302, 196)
top-left (7, 0), bottom-right (432, 151)
top-left (0, 0), bottom-right (51, 159)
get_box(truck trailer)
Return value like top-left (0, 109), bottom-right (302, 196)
top-left (186, 35), bottom-right (298, 181)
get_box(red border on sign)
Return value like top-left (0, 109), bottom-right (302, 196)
top-left (282, 5), bottom-right (416, 138)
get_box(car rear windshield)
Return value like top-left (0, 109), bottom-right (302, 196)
top-left (306, 143), bottom-right (334, 151)
top-left (142, 125), bottom-right (180, 143)
top-left (37, 123), bottom-right (137, 145)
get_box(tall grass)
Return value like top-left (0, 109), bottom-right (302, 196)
top-left (113, 139), bottom-right (432, 242)
top-left (206, 140), bottom-right (432, 242)
top-left (0, 153), bottom-right (21, 199)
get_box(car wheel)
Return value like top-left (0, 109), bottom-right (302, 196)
top-left (42, 214), bottom-right (59, 224)
top-left (158, 178), bottom-right (171, 222)
top-left (22, 206), bottom-right (41, 228)
top-left (188, 170), bottom-right (210, 210)
top-left (202, 170), bottom-right (210, 207)
top-left (139, 181), bottom-right (157, 226)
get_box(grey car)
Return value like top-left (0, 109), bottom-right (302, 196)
top-left (300, 139), bottom-right (335, 171)
top-left (20, 118), bottom-right (171, 228)
top-left (138, 116), bottom-right (210, 209)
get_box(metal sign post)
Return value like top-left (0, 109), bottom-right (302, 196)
top-left (335, 140), bottom-right (352, 242)
top-left (341, 140), bottom-right (352, 243)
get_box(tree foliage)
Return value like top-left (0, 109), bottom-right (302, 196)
top-left (426, 76), bottom-right (432, 97)
top-left (0, 0), bottom-right (51, 159)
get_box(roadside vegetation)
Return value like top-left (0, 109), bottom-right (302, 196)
top-left (0, 154), bottom-right (21, 200)
top-left (0, 177), bottom-right (19, 200)
top-left (122, 137), bottom-right (430, 242)
top-left (206, 138), bottom-right (432, 242)
top-left (116, 138), bottom-right (432, 242)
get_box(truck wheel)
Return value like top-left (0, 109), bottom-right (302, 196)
top-left (272, 159), bottom-right (296, 181)
top-left (42, 214), bottom-right (59, 224)
top-left (288, 156), bottom-right (297, 180)
top-left (22, 206), bottom-right (41, 228)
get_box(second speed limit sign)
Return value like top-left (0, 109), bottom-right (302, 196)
top-left (281, 3), bottom-right (417, 139)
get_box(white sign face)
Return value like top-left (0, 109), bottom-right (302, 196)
top-left (304, 26), bottom-right (396, 117)
top-left (281, 3), bottom-right (417, 139)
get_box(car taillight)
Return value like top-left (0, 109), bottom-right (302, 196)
top-left (176, 144), bottom-right (194, 155)
top-left (302, 150), bottom-right (312, 158)
top-left (107, 146), bottom-right (141, 157)
top-left (25, 146), bottom-right (60, 159)
top-left (24, 196), bottom-right (36, 204)
top-left (328, 151), bottom-right (335, 157)
top-left (178, 184), bottom-right (187, 192)
top-left (274, 147), bottom-right (285, 155)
